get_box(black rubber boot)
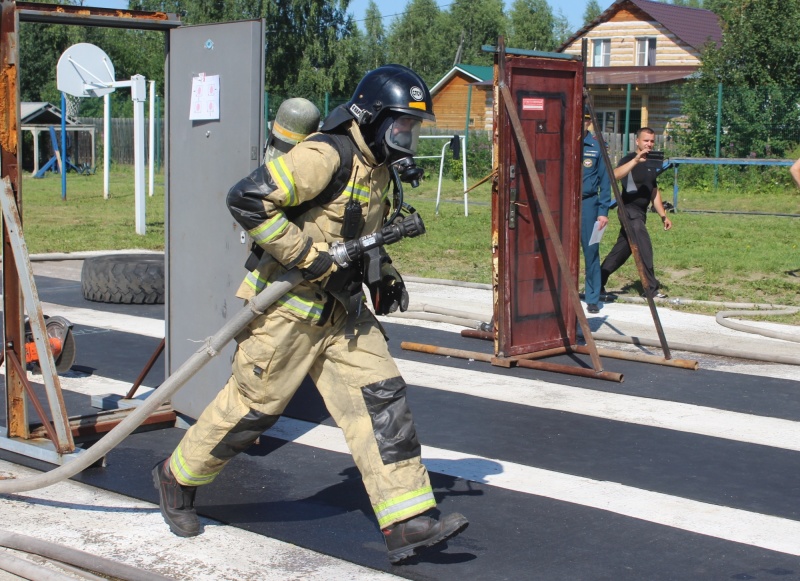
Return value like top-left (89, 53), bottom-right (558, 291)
top-left (151, 459), bottom-right (201, 537)
top-left (383, 512), bottom-right (469, 564)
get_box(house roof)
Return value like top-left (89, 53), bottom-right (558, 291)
top-left (588, 65), bottom-right (699, 85)
top-left (20, 102), bottom-right (77, 126)
top-left (430, 65), bottom-right (493, 95)
top-left (558, 0), bottom-right (722, 54)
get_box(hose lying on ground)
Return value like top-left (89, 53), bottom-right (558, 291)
top-left (0, 270), bottom-right (302, 494)
top-left (716, 308), bottom-right (800, 343)
top-left (0, 530), bottom-right (170, 581)
top-left (0, 549), bottom-right (75, 581)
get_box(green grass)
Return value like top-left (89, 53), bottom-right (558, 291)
top-left (19, 166), bottom-right (800, 323)
top-left (390, 175), bottom-right (800, 323)
top-left (21, 165), bottom-right (165, 254)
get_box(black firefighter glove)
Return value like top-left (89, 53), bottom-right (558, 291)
top-left (297, 242), bottom-right (337, 283)
top-left (368, 262), bottom-right (409, 315)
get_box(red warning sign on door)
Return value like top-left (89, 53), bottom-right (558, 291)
top-left (522, 98), bottom-right (545, 111)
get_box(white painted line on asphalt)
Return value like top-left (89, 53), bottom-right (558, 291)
top-left (12, 369), bottom-right (156, 398)
top-left (10, 297), bottom-right (800, 454)
top-left (396, 359), bottom-right (800, 452)
top-left (6, 298), bottom-right (165, 338)
top-left (0, 459), bottom-right (400, 581)
top-left (270, 416), bottom-right (800, 557)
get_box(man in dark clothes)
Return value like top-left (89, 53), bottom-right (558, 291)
top-left (600, 127), bottom-right (673, 299)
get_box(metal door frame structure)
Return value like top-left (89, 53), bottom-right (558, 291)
top-left (403, 39), bottom-right (699, 381)
top-left (489, 39), bottom-right (617, 380)
top-left (0, 1), bottom-right (181, 464)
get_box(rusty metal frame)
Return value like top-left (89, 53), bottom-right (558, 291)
top-left (0, 0), bottom-right (180, 464)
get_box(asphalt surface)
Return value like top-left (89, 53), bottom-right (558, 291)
top-left (1, 257), bottom-right (799, 580)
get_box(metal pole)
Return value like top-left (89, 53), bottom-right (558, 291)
top-left (148, 80), bottom-right (155, 197)
top-left (462, 135), bottom-right (468, 216)
top-left (714, 82), bottom-right (722, 189)
top-left (104, 93), bottom-right (110, 199)
top-left (131, 75), bottom-right (147, 235)
top-left (624, 83), bottom-right (631, 153)
top-left (265, 91), bottom-right (270, 139)
top-left (401, 342), bottom-right (623, 383)
top-left (673, 163), bottom-right (679, 211)
top-left (60, 92), bottom-right (66, 200)
top-left (155, 94), bottom-right (161, 172)
top-left (464, 84), bottom-right (472, 158)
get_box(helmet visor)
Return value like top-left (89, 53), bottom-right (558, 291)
top-left (384, 115), bottom-right (423, 157)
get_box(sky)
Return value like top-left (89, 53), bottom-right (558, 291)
top-left (85, 0), bottom-right (616, 36)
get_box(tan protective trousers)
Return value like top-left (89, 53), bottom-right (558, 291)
top-left (169, 302), bottom-right (435, 528)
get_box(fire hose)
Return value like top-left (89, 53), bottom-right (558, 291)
top-left (0, 213), bottom-right (425, 495)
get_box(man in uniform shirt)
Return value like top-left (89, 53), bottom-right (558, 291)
top-left (580, 112), bottom-right (611, 314)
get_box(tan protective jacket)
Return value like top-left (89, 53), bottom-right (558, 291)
top-left (235, 120), bottom-right (391, 324)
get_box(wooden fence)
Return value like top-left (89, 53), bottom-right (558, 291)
top-left (77, 117), bottom-right (164, 167)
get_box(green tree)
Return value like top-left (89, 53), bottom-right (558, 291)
top-left (506, 0), bottom-right (557, 52)
top-left (680, 0), bottom-right (800, 157)
top-left (264, 0), bottom-right (359, 98)
top-left (445, 0), bottom-right (505, 66)
top-left (362, 1), bottom-right (388, 70)
top-left (133, 0), bottom-right (360, 100)
top-left (583, 0), bottom-right (602, 25)
top-left (386, 0), bottom-right (450, 86)
top-left (552, 9), bottom-right (572, 46)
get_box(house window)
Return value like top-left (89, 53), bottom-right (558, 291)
top-left (592, 39), bottom-right (610, 67)
top-left (636, 38), bottom-right (656, 66)
top-left (596, 110), bottom-right (616, 134)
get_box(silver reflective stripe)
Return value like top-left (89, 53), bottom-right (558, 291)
top-left (267, 156), bottom-right (297, 206)
top-left (276, 292), bottom-right (324, 321)
top-left (243, 271), bottom-right (267, 294)
top-left (241, 275), bottom-right (324, 321)
top-left (249, 213), bottom-right (289, 246)
top-left (343, 180), bottom-right (370, 204)
top-left (170, 447), bottom-right (218, 486)
top-left (374, 487), bottom-right (436, 528)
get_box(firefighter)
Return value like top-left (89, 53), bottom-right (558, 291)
top-left (152, 65), bottom-right (469, 564)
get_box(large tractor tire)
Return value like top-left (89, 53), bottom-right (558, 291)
top-left (81, 254), bottom-right (165, 304)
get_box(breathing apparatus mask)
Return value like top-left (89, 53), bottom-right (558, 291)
top-left (375, 114), bottom-right (425, 224)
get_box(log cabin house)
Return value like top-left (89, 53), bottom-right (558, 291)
top-left (430, 64), bottom-right (493, 132)
top-left (559, 0), bottom-right (721, 138)
top-left (429, 0), bottom-right (721, 145)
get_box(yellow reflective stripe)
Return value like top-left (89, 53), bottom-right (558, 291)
top-left (272, 121), bottom-right (306, 144)
top-left (249, 213), bottom-right (289, 245)
top-left (267, 156), bottom-right (297, 206)
top-left (343, 181), bottom-right (370, 204)
top-left (242, 276), bottom-right (325, 321)
top-left (170, 446), bottom-right (219, 486)
top-left (374, 486), bottom-right (436, 528)
top-left (276, 292), bottom-right (324, 320)
top-left (244, 271), bottom-right (267, 293)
